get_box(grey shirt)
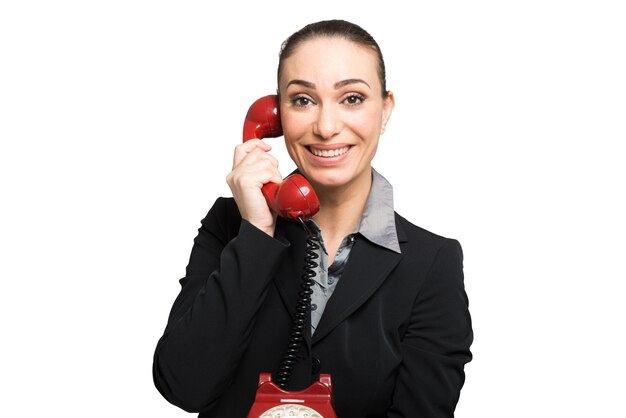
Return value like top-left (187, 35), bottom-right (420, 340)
top-left (306, 169), bottom-right (401, 334)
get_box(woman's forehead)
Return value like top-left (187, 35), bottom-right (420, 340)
top-left (280, 38), bottom-right (380, 86)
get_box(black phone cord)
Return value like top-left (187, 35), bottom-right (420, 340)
top-left (274, 217), bottom-right (320, 390)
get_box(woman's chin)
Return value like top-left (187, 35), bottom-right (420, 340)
top-left (305, 169), bottom-right (367, 193)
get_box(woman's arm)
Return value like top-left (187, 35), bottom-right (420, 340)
top-left (152, 197), bottom-right (289, 413)
top-left (388, 239), bottom-right (473, 417)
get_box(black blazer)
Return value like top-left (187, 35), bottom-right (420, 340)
top-left (153, 197), bottom-right (473, 417)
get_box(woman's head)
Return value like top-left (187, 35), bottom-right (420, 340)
top-left (277, 19), bottom-right (388, 99)
top-left (276, 20), bottom-right (395, 195)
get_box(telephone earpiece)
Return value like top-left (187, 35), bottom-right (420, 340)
top-left (243, 95), bottom-right (320, 221)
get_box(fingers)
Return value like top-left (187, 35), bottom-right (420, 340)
top-left (231, 140), bottom-right (281, 184)
top-left (232, 139), bottom-right (273, 168)
top-left (226, 139), bottom-right (282, 236)
top-left (227, 139), bottom-right (282, 192)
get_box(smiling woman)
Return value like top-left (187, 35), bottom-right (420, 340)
top-left (279, 37), bottom-right (394, 206)
top-left (153, 19), bottom-right (473, 418)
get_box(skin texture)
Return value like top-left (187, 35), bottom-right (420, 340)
top-left (227, 36), bottom-right (395, 258)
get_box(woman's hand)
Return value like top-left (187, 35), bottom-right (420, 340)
top-left (226, 139), bottom-right (283, 236)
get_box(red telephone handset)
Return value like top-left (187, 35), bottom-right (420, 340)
top-left (243, 95), bottom-right (320, 221)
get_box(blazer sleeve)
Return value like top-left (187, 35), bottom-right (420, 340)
top-left (388, 238), bottom-right (473, 417)
top-left (152, 198), bottom-right (289, 413)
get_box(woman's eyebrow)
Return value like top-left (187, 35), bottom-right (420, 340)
top-left (286, 78), bottom-right (371, 90)
top-left (286, 79), bottom-right (315, 89)
top-left (334, 78), bottom-right (370, 89)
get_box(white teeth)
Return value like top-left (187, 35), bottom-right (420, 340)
top-left (310, 146), bottom-right (350, 157)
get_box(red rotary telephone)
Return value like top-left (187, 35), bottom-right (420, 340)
top-left (242, 95), bottom-right (320, 221)
top-left (243, 96), bottom-right (335, 417)
top-left (247, 373), bottom-right (337, 418)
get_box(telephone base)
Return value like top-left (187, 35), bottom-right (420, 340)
top-left (247, 373), bottom-right (337, 418)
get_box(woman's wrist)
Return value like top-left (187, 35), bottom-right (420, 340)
top-left (245, 215), bottom-right (277, 237)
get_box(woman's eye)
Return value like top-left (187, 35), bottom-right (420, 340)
top-left (343, 94), bottom-right (365, 105)
top-left (291, 96), bottom-right (312, 107)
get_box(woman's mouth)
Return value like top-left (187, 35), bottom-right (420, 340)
top-left (307, 146), bottom-right (351, 158)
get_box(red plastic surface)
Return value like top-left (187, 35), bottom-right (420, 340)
top-left (247, 373), bottom-right (337, 418)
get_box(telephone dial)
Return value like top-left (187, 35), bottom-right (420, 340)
top-left (243, 96), bottom-right (336, 418)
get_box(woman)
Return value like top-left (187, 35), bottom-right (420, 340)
top-left (153, 19), bottom-right (473, 417)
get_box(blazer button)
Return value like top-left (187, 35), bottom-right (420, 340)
top-left (311, 357), bottom-right (321, 375)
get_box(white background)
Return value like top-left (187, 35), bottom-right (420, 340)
top-left (1, 1), bottom-right (625, 416)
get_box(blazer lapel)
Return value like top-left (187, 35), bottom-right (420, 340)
top-left (272, 218), bottom-right (316, 350)
top-left (272, 218), bottom-right (308, 321)
top-left (311, 235), bottom-right (403, 344)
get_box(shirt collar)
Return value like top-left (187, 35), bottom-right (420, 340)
top-left (357, 168), bottom-right (401, 253)
top-left (303, 168), bottom-right (401, 254)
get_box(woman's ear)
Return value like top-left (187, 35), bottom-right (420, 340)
top-left (381, 91), bottom-right (395, 134)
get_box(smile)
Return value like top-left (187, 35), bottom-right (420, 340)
top-left (308, 146), bottom-right (351, 157)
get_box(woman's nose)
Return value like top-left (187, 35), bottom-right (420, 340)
top-left (312, 105), bottom-right (341, 140)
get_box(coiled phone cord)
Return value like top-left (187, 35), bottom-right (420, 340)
top-left (274, 217), bottom-right (320, 390)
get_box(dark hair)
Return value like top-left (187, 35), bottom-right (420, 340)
top-left (277, 19), bottom-right (388, 98)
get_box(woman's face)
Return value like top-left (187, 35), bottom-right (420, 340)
top-left (278, 37), bottom-right (394, 195)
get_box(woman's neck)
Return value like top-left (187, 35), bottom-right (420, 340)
top-left (311, 168), bottom-right (372, 240)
